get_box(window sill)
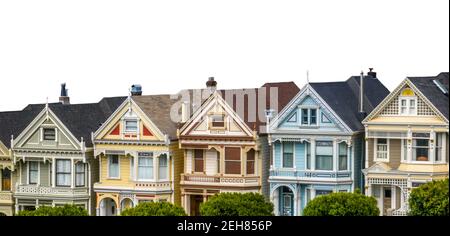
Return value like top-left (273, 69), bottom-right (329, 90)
top-left (374, 159), bottom-right (390, 163)
top-left (107, 177), bottom-right (121, 180)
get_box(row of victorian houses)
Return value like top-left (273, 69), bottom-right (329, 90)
top-left (0, 71), bottom-right (448, 216)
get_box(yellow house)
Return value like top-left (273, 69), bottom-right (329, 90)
top-left (93, 94), bottom-right (183, 216)
top-left (362, 72), bottom-right (449, 216)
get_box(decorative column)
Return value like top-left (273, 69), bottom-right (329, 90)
top-left (295, 186), bottom-right (301, 216)
top-left (430, 130), bottom-right (436, 162)
top-left (134, 154), bottom-right (138, 181)
top-left (273, 188), bottom-right (279, 216)
top-left (407, 128), bottom-right (412, 162)
top-left (154, 154), bottom-right (159, 181)
top-left (311, 139), bottom-right (316, 171)
top-left (51, 159), bottom-right (56, 188)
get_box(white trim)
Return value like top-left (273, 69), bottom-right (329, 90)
top-left (374, 138), bottom-right (390, 162)
top-left (398, 95), bottom-right (418, 116)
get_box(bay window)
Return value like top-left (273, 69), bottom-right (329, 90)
top-left (138, 154), bottom-right (153, 180)
top-left (56, 160), bottom-right (71, 187)
top-left (413, 139), bottom-right (429, 161)
top-left (282, 142), bottom-right (294, 168)
top-left (28, 162), bottom-right (39, 184)
top-left (108, 155), bottom-right (120, 178)
top-left (315, 141), bottom-right (333, 170)
top-left (338, 142), bottom-right (348, 171)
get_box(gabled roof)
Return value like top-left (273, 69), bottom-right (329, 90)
top-left (131, 95), bottom-right (179, 139)
top-left (0, 97), bottom-right (126, 148)
top-left (178, 81), bottom-right (300, 134)
top-left (310, 75), bottom-right (390, 131)
top-left (408, 72), bottom-right (449, 120)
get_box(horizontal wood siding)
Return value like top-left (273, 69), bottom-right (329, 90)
top-left (205, 149), bottom-right (218, 176)
top-left (368, 138), bottom-right (374, 167)
top-left (186, 150), bottom-right (192, 174)
top-left (295, 142), bottom-right (305, 170)
top-left (274, 142), bottom-right (281, 168)
top-left (39, 162), bottom-right (50, 187)
top-left (389, 139), bottom-right (401, 169)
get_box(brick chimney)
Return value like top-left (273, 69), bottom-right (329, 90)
top-left (206, 77), bottom-right (217, 94)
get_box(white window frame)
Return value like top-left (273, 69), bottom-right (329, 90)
top-left (56, 159), bottom-right (72, 187)
top-left (158, 155), bottom-right (169, 181)
top-left (43, 128), bottom-right (57, 141)
top-left (337, 141), bottom-right (349, 171)
top-left (299, 106), bottom-right (319, 127)
top-left (281, 142), bottom-right (295, 169)
top-left (374, 138), bottom-right (390, 162)
top-left (315, 140), bottom-right (334, 171)
top-left (75, 162), bottom-right (85, 187)
top-left (398, 96), bottom-right (417, 116)
top-left (124, 119), bottom-right (139, 133)
top-left (27, 161), bottom-right (40, 185)
top-left (411, 136), bottom-right (431, 163)
top-left (107, 155), bottom-right (120, 179)
top-left (137, 154), bottom-right (154, 181)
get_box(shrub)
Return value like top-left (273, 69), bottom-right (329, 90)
top-left (16, 204), bottom-right (89, 216)
top-left (120, 202), bottom-right (187, 216)
top-left (200, 192), bottom-right (274, 216)
top-left (303, 192), bottom-right (379, 216)
top-left (409, 179), bottom-right (449, 216)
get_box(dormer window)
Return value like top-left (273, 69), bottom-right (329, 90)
top-left (301, 108), bottom-right (318, 126)
top-left (399, 88), bottom-right (417, 115)
top-left (125, 120), bottom-right (138, 133)
top-left (43, 128), bottom-right (56, 141)
top-left (210, 114), bottom-right (225, 128)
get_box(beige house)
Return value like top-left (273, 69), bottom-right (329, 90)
top-left (362, 72), bottom-right (449, 216)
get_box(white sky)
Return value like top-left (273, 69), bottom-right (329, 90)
top-left (0, 0), bottom-right (448, 111)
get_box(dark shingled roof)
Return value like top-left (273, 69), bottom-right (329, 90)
top-left (310, 75), bottom-right (390, 132)
top-left (408, 72), bottom-right (449, 120)
top-left (132, 95), bottom-right (179, 140)
top-left (179, 81), bottom-right (300, 134)
top-left (0, 97), bottom-right (126, 148)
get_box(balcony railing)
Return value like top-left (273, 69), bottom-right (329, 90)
top-left (181, 174), bottom-right (260, 186)
top-left (270, 169), bottom-right (351, 179)
top-left (0, 191), bottom-right (13, 202)
top-left (15, 185), bottom-right (89, 197)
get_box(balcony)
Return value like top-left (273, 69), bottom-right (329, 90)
top-left (0, 191), bottom-right (13, 204)
top-left (14, 185), bottom-right (89, 198)
top-left (181, 174), bottom-right (260, 187)
top-left (94, 181), bottom-right (172, 193)
top-left (269, 169), bottom-right (352, 182)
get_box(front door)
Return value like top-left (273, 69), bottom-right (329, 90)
top-left (190, 195), bottom-right (203, 216)
top-left (383, 187), bottom-right (392, 215)
top-left (1, 169), bottom-right (11, 191)
top-left (281, 187), bottom-right (294, 216)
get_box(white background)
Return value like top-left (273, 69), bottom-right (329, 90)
top-left (0, 0), bottom-right (448, 111)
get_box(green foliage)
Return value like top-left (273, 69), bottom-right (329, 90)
top-left (16, 204), bottom-right (89, 216)
top-left (303, 192), bottom-right (379, 216)
top-left (200, 192), bottom-right (274, 216)
top-left (408, 179), bottom-right (449, 216)
top-left (120, 202), bottom-right (187, 216)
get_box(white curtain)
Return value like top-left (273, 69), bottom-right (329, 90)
top-left (316, 142), bottom-right (333, 170)
top-left (56, 160), bottom-right (71, 186)
top-left (159, 156), bottom-right (168, 180)
top-left (108, 155), bottom-right (119, 178)
top-left (138, 156), bottom-right (153, 180)
top-left (75, 163), bottom-right (85, 186)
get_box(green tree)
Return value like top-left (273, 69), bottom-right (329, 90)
top-left (16, 204), bottom-right (89, 216)
top-left (200, 192), bottom-right (274, 216)
top-left (120, 202), bottom-right (187, 216)
top-left (409, 179), bottom-right (449, 216)
top-left (303, 192), bottom-right (379, 216)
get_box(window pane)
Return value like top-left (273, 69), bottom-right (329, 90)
top-left (246, 150), bottom-right (255, 175)
top-left (194, 150), bottom-right (204, 172)
top-left (316, 190), bottom-right (332, 196)
top-left (310, 109), bottom-right (317, 125)
top-left (413, 139), bottom-right (429, 161)
top-left (159, 156), bottom-right (168, 180)
top-left (125, 120), bottom-right (138, 132)
top-left (211, 115), bottom-right (225, 127)
top-left (138, 156), bottom-right (153, 180)
top-left (306, 142), bottom-right (311, 169)
top-left (283, 143), bottom-right (294, 168)
top-left (316, 141), bottom-right (333, 170)
top-left (56, 160), bottom-right (71, 186)
top-left (43, 128), bottom-right (56, 140)
top-left (225, 147), bottom-right (241, 174)
top-left (338, 142), bottom-right (348, 171)
top-left (302, 109), bottom-right (308, 124)
top-left (109, 155), bottom-right (119, 178)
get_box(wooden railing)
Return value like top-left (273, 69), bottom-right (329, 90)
top-left (0, 191), bottom-right (13, 202)
top-left (15, 185), bottom-right (88, 196)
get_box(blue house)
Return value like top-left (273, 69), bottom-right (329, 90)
top-left (268, 70), bottom-right (389, 216)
